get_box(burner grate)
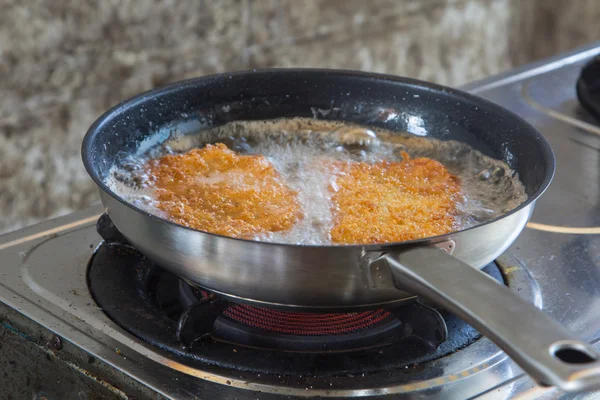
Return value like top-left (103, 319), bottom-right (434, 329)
top-left (88, 240), bottom-right (490, 376)
top-left (89, 213), bottom-right (499, 377)
top-left (183, 286), bottom-right (397, 337)
top-left (176, 279), bottom-right (423, 352)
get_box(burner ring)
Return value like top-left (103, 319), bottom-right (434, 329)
top-left (87, 240), bottom-right (539, 394)
top-left (176, 278), bottom-right (412, 351)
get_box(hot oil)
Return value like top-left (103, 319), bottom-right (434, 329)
top-left (106, 118), bottom-right (528, 245)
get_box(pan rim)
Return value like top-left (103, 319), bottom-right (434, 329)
top-left (82, 68), bottom-right (556, 250)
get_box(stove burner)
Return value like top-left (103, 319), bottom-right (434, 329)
top-left (88, 241), bottom-right (494, 376)
top-left (223, 307), bottom-right (393, 336)
top-left (577, 55), bottom-right (600, 122)
top-left (181, 285), bottom-right (396, 336)
top-left (88, 214), bottom-right (505, 377)
top-left (174, 278), bottom-right (446, 351)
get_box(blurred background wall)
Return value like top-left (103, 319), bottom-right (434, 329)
top-left (1, 0), bottom-right (600, 233)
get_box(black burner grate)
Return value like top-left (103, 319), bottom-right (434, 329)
top-left (182, 286), bottom-right (396, 337)
top-left (88, 213), bottom-right (503, 377)
top-left (87, 244), bottom-right (501, 376)
top-left (173, 277), bottom-right (445, 352)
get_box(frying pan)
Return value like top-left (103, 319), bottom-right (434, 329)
top-left (82, 69), bottom-right (600, 392)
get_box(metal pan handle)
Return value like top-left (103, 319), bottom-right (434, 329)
top-left (369, 246), bottom-right (600, 392)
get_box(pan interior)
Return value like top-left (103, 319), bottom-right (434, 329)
top-left (105, 117), bottom-right (528, 245)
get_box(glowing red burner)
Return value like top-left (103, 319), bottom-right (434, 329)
top-left (223, 305), bottom-right (393, 336)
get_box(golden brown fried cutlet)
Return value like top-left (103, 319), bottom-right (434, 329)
top-left (145, 143), bottom-right (460, 244)
top-left (329, 153), bottom-right (461, 244)
top-left (145, 143), bottom-right (302, 238)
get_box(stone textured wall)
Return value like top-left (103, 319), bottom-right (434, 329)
top-left (1, 0), bottom-right (600, 233)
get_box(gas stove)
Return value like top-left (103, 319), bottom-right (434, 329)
top-left (2, 43), bottom-right (600, 399)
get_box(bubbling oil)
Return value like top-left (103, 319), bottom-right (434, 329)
top-left (106, 118), bottom-right (528, 245)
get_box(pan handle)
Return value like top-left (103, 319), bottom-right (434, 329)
top-left (370, 246), bottom-right (600, 393)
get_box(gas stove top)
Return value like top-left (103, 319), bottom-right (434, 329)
top-left (2, 43), bottom-right (600, 399)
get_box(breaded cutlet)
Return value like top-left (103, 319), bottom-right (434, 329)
top-left (145, 143), bottom-right (302, 238)
top-left (329, 153), bottom-right (460, 244)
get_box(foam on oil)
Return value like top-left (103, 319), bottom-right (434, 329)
top-left (106, 118), bottom-right (527, 245)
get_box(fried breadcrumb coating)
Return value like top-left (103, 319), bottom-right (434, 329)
top-left (329, 153), bottom-right (460, 244)
top-left (144, 144), bottom-right (460, 244)
top-left (145, 143), bottom-right (302, 238)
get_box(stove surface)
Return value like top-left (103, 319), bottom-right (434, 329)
top-left (2, 42), bottom-right (600, 399)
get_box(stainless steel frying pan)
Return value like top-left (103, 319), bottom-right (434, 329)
top-left (82, 69), bottom-right (600, 392)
